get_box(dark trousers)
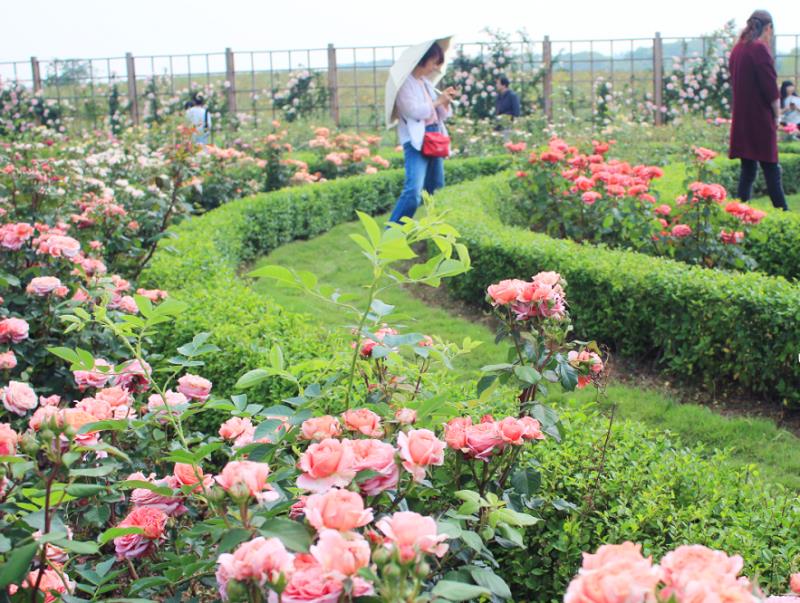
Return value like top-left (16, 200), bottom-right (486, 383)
top-left (737, 159), bottom-right (789, 210)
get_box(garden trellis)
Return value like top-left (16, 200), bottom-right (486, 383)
top-left (0, 31), bottom-right (798, 130)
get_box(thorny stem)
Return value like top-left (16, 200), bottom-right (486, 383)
top-left (344, 279), bottom-right (379, 409)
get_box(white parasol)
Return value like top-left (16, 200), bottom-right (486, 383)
top-left (384, 36), bottom-right (455, 129)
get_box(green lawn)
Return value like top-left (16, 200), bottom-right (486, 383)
top-left (253, 212), bottom-right (800, 490)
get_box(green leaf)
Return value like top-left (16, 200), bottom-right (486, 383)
top-left (460, 531), bottom-right (483, 552)
top-left (0, 541), bottom-right (38, 588)
top-left (511, 468), bottom-right (541, 497)
top-left (496, 523), bottom-right (524, 547)
top-left (252, 419), bottom-right (284, 442)
top-left (133, 294), bottom-right (154, 318)
top-left (118, 480), bottom-right (174, 497)
top-left (514, 365), bottom-right (542, 385)
top-left (481, 363), bottom-right (513, 372)
top-left (66, 484), bottom-right (108, 497)
top-left (235, 368), bottom-right (272, 389)
top-left (247, 264), bottom-right (299, 287)
top-left (217, 528), bottom-right (253, 553)
top-left (491, 508), bottom-right (539, 527)
top-left (369, 298), bottom-right (395, 318)
top-left (98, 527), bottom-right (144, 545)
top-left (47, 346), bottom-right (80, 364)
top-left (78, 419), bottom-right (129, 435)
top-left (430, 580), bottom-right (491, 601)
top-left (356, 210), bottom-right (381, 247)
top-left (259, 518), bottom-right (312, 552)
top-left (269, 346), bottom-right (285, 371)
top-left (55, 538), bottom-right (100, 554)
top-left (468, 567), bottom-right (512, 599)
top-left (70, 464), bottom-right (118, 478)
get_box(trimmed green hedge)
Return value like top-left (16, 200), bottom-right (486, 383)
top-left (141, 156), bottom-right (511, 401)
top-left (437, 174), bottom-right (800, 406)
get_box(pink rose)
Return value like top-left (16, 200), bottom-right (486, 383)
top-left (109, 294), bottom-right (139, 314)
top-left (0, 317), bottom-right (29, 344)
top-left (26, 276), bottom-right (62, 296)
top-left (13, 568), bottom-right (75, 602)
top-left (304, 488), bottom-right (373, 532)
top-left (310, 529), bottom-right (370, 577)
top-left (147, 390), bottom-right (188, 419)
top-left (114, 506), bottom-right (168, 559)
top-left (73, 358), bottom-right (113, 391)
top-left (497, 417), bottom-right (525, 445)
top-left (660, 545), bottom-right (744, 600)
top-left (218, 416), bottom-right (256, 448)
top-left (341, 408), bottom-right (383, 437)
top-left (350, 438), bottom-right (399, 496)
top-left (129, 472), bottom-right (186, 517)
top-left (671, 224), bottom-right (692, 238)
top-left (177, 373), bottom-right (212, 401)
top-left (39, 394), bottom-right (61, 407)
top-left (792, 574), bottom-right (800, 595)
top-left (0, 222), bottom-right (34, 250)
top-left (581, 191), bottom-right (602, 205)
top-left (216, 537), bottom-right (294, 600)
top-left (2, 380), bottom-right (37, 415)
top-left (28, 405), bottom-right (60, 431)
top-left (395, 408), bottom-right (417, 425)
top-left (487, 279), bottom-right (526, 306)
top-left (0, 423), bottom-right (18, 455)
top-left (376, 511), bottom-right (449, 561)
top-left (215, 460), bottom-right (278, 503)
top-left (96, 386), bottom-right (132, 409)
top-left (136, 288), bottom-right (168, 302)
top-left (654, 204), bottom-right (672, 216)
top-left (174, 462), bottom-right (212, 491)
top-left (0, 350), bottom-right (17, 369)
top-left (75, 396), bottom-right (113, 421)
top-left (300, 415), bottom-right (342, 441)
top-left (37, 234), bottom-right (81, 258)
top-left (564, 542), bottom-right (662, 603)
top-left (296, 438), bottom-right (356, 492)
top-left (397, 429), bottom-right (445, 482)
top-left (444, 416), bottom-right (472, 451)
top-left (519, 416), bottom-right (545, 440)
top-left (113, 359), bottom-right (151, 393)
top-left (465, 421), bottom-right (505, 460)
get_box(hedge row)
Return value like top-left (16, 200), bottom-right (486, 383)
top-left (141, 156), bottom-right (511, 402)
top-left (437, 174), bottom-right (800, 406)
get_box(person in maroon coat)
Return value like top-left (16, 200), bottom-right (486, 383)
top-left (729, 9), bottom-right (789, 210)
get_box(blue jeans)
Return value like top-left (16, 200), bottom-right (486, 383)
top-left (387, 124), bottom-right (445, 225)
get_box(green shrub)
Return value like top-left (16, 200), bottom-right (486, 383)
top-left (436, 173), bottom-right (800, 406)
top-left (500, 402), bottom-right (800, 601)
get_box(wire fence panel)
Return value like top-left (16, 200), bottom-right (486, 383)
top-left (1, 33), bottom-right (797, 131)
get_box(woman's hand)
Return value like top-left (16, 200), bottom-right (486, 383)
top-left (435, 87), bottom-right (458, 107)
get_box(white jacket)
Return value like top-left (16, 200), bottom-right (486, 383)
top-left (395, 76), bottom-right (452, 151)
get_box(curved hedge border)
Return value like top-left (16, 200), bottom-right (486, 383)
top-left (436, 173), bottom-right (800, 406)
top-left (140, 156), bottom-right (511, 398)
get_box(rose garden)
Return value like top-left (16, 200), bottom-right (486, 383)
top-left (2, 24), bottom-right (800, 603)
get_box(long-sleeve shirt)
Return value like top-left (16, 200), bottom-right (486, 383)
top-left (395, 76), bottom-right (452, 150)
top-left (495, 90), bottom-right (521, 117)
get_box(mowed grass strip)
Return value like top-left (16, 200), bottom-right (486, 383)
top-left (253, 212), bottom-right (800, 490)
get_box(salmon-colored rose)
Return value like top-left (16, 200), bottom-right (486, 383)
top-left (0, 317), bottom-right (29, 343)
top-left (342, 408), bottom-right (383, 437)
top-left (519, 416), bottom-right (545, 440)
top-left (376, 511), bottom-right (449, 561)
top-left (397, 429), bottom-right (445, 482)
top-left (177, 373), bottom-right (212, 401)
top-left (0, 350), bottom-right (16, 369)
top-left (215, 537), bottom-right (294, 599)
top-left (300, 415), bottom-right (342, 441)
top-left (350, 438), bottom-right (399, 496)
top-left (444, 417), bottom-right (472, 451)
top-left (304, 488), bottom-right (373, 532)
top-left (0, 423), bottom-right (18, 455)
top-left (465, 421), bottom-right (504, 460)
top-left (2, 380), bottom-right (37, 416)
top-left (497, 416), bottom-right (525, 445)
top-left (310, 529), bottom-right (370, 577)
top-left (487, 279), bottom-right (526, 306)
top-left (395, 408), bottom-right (417, 425)
top-left (215, 460), bottom-right (278, 503)
top-left (174, 462), bottom-right (211, 491)
top-left (296, 438), bottom-right (356, 492)
top-left (114, 506), bottom-right (168, 559)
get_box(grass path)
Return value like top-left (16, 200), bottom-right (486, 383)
top-left (253, 215), bottom-right (800, 490)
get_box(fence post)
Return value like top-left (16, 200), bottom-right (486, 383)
top-left (125, 52), bottom-right (140, 125)
top-left (543, 36), bottom-right (553, 121)
top-left (30, 57), bottom-right (42, 92)
top-left (327, 43), bottom-right (340, 126)
top-left (225, 47), bottom-right (237, 115)
top-left (653, 32), bottom-right (664, 126)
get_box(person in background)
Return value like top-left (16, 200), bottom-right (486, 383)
top-left (387, 42), bottom-right (457, 225)
top-left (728, 9), bottom-right (788, 210)
top-left (185, 93), bottom-right (211, 145)
top-left (780, 80), bottom-right (800, 126)
top-left (495, 76), bottom-right (521, 118)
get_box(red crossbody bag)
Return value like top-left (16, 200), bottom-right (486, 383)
top-left (421, 131), bottom-right (450, 157)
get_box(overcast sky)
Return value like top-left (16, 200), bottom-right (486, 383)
top-left (2, 0), bottom-right (799, 60)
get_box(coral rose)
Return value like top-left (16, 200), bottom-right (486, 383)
top-left (465, 421), bottom-right (505, 460)
top-left (304, 488), bottom-right (373, 532)
top-left (310, 529), bottom-right (371, 577)
top-left (0, 317), bottom-right (29, 344)
top-left (215, 460), bottom-right (278, 503)
top-left (0, 423), bottom-right (18, 455)
top-left (177, 373), bottom-right (212, 401)
top-left (300, 415), bottom-right (342, 441)
top-left (114, 506), bottom-right (168, 559)
top-left (350, 438), bottom-right (399, 496)
top-left (0, 350), bottom-right (16, 369)
top-left (216, 537), bottom-right (295, 600)
top-left (397, 429), bottom-right (445, 482)
top-left (296, 438), bottom-right (356, 492)
top-left (341, 408), bottom-right (383, 437)
top-left (376, 511), bottom-right (449, 561)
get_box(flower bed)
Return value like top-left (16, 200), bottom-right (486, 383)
top-left (436, 172), bottom-right (800, 406)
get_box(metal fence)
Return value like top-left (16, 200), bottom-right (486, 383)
top-left (1, 33), bottom-right (799, 130)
